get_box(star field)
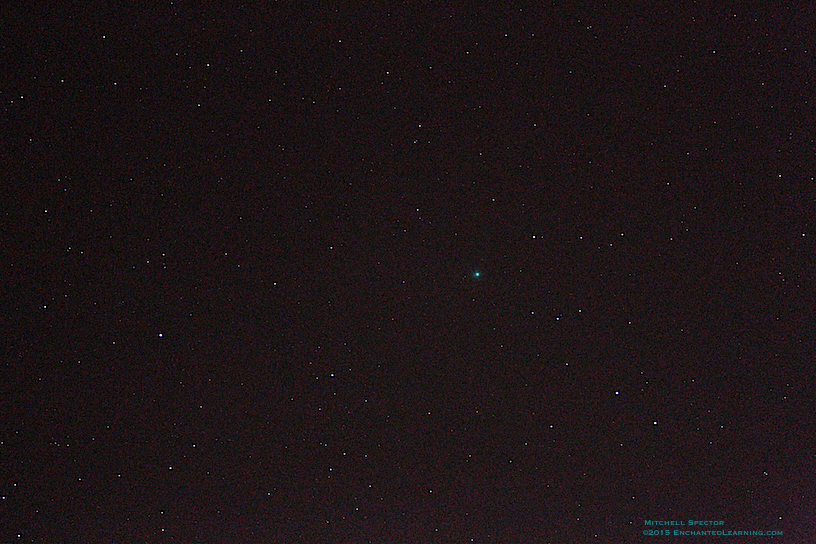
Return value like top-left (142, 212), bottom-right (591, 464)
top-left (1, 2), bottom-right (815, 542)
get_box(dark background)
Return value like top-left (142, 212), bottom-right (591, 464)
top-left (2, 2), bottom-right (814, 542)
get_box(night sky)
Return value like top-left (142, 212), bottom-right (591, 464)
top-left (2, 2), bottom-right (815, 542)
